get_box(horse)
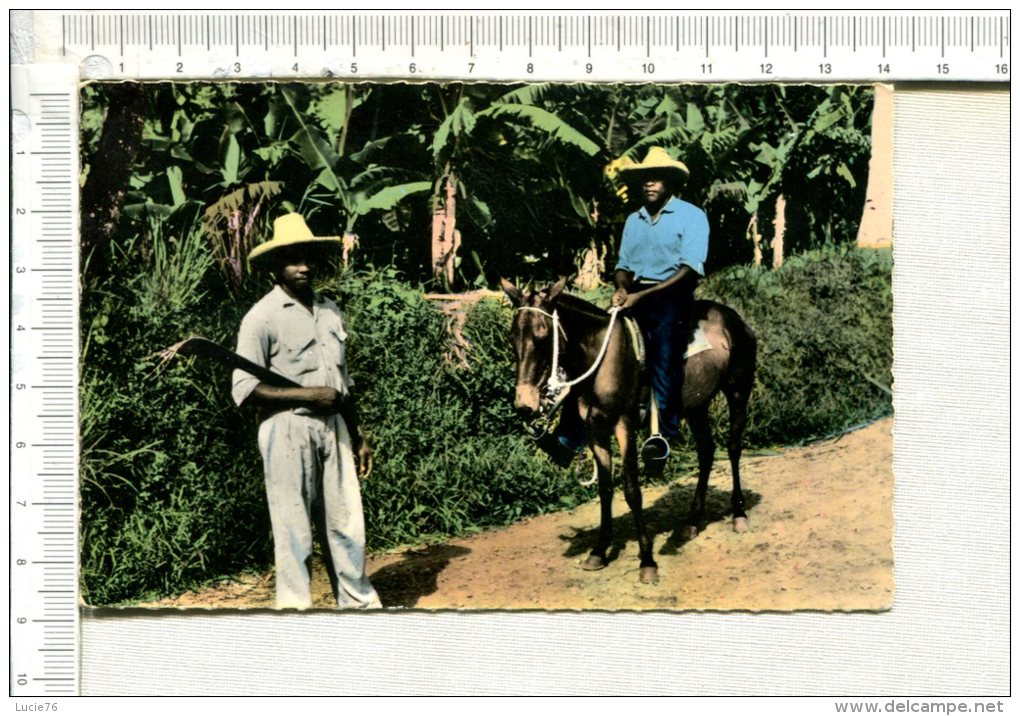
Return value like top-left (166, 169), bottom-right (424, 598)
top-left (501, 277), bottom-right (757, 584)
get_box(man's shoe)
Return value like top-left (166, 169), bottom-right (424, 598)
top-left (536, 433), bottom-right (583, 468)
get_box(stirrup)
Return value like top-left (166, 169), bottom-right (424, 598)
top-left (641, 434), bottom-right (670, 477)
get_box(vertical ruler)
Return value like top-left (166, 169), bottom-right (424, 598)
top-left (10, 64), bottom-right (81, 696)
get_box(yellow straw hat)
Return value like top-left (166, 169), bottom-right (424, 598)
top-left (248, 213), bottom-right (342, 266)
top-left (617, 146), bottom-right (690, 181)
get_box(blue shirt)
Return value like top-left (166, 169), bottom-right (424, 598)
top-left (615, 196), bottom-right (709, 281)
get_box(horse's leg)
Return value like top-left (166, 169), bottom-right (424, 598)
top-left (581, 432), bottom-right (614, 571)
top-left (616, 419), bottom-right (658, 583)
top-left (683, 406), bottom-right (714, 540)
top-left (725, 389), bottom-right (750, 533)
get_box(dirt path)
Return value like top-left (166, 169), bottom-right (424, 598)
top-left (148, 418), bottom-right (893, 611)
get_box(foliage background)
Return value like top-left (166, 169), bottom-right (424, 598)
top-left (78, 81), bottom-right (889, 605)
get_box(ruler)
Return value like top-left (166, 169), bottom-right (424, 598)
top-left (6, 9), bottom-right (1010, 697)
top-left (25, 10), bottom-right (1013, 82)
top-left (10, 64), bottom-right (80, 697)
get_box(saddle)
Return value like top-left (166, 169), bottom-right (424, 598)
top-left (620, 315), bottom-right (714, 369)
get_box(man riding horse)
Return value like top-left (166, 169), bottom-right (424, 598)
top-left (553, 146), bottom-right (709, 470)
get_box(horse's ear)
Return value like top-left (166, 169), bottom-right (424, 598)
top-left (499, 277), bottom-right (522, 307)
top-left (547, 276), bottom-right (569, 304)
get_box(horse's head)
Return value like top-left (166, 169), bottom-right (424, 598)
top-left (500, 276), bottom-right (568, 417)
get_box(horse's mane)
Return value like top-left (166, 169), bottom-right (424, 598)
top-left (556, 292), bottom-right (610, 318)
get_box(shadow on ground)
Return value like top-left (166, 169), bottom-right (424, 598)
top-left (559, 479), bottom-right (762, 564)
top-left (369, 544), bottom-right (471, 608)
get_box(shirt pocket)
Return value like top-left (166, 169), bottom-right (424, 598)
top-left (326, 323), bottom-right (347, 371)
top-left (278, 329), bottom-right (320, 376)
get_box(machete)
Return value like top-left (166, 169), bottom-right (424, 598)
top-left (152, 336), bottom-right (300, 388)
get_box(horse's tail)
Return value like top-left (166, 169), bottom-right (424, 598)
top-left (725, 307), bottom-right (757, 397)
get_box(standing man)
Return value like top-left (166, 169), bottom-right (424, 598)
top-left (612, 147), bottom-right (709, 454)
top-left (233, 213), bottom-right (381, 609)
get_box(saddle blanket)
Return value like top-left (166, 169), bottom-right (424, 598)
top-left (622, 317), bottom-right (714, 363)
top-left (684, 325), bottom-right (714, 359)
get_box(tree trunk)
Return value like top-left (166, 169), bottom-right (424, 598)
top-left (856, 84), bottom-right (894, 249)
top-left (748, 212), bottom-right (763, 267)
top-left (431, 173), bottom-right (461, 287)
top-left (772, 193), bottom-right (787, 269)
top-left (81, 82), bottom-right (147, 282)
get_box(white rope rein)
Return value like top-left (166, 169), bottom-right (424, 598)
top-left (514, 304), bottom-right (621, 488)
top-left (514, 305), bottom-right (621, 391)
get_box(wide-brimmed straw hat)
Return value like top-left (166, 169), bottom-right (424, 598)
top-left (248, 214), bottom-right (342, 266)
top-left (617, 146), bottom-right (690, 182)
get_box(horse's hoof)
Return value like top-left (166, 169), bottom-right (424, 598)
top-left (639, 566), bottom-right (659, 584)
top-left (581, 555), bottom-right (607, 571)
top-left (682, 525), bottom-right (699, 540)
top-left (733, 517), bottom-right (749, 533)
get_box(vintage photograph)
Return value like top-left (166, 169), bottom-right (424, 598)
top-left (79, 80), bottom-right (893, 610)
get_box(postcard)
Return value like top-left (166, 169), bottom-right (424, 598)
top-left (78, 79), bottom-right (893, 611)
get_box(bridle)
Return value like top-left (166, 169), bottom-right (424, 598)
top-left (512, 304), bottom-right (622, 440)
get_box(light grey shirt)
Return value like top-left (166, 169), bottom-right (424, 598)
top-left (232, 285), bottom-right (354, 411)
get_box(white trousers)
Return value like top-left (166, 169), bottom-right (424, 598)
top-left (257, 411), bottom-right (381, 609)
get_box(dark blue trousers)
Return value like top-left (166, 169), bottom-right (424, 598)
top-left (629, 287), bottom-right (694, 438)
top-left (554, 286), bottom-right (693, 446)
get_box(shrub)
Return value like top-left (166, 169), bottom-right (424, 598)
top-left (80, 239), bottom-right (272, 605)
top-left (695, 245), bottom-right (893, 448)
top-left (336, 270), bottom-right (591, 551)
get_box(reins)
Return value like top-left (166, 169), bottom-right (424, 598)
top-left (514, 304), bottom-right (623, 487)
top-left (514, 303), bottom-right (667, 487)
top-left (514, 305), bottom-right (622, 393)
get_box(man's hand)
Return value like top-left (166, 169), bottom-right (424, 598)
top-left (355, 438), bottom-right (374, 479)
top-left (304, 386), bottom-right (345, 414)
top-left (612, 288), bottom-right (642, 311)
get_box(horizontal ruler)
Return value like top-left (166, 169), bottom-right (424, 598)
top-left (23, 10), bottom-right (1013, 81)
